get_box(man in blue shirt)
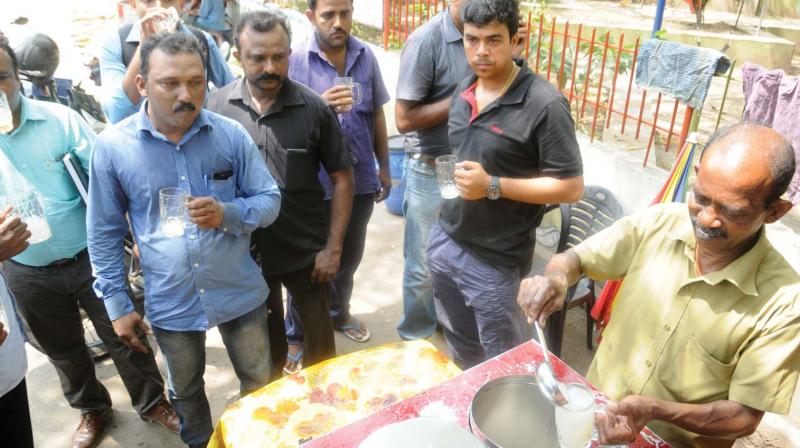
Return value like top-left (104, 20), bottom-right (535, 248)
top-left (100, 0), bottom-right (235, 124)
top-left (88, 32), bottom-right (280, 448)
top-left (0, 36), bottom-right (178, 448)
top-left (283, 0), bottom-right (391, 352)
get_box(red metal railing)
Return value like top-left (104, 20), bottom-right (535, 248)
top-left (523, 15), bottom-right (700, 167)
top-left (383, 0), bottom-right (447, 50)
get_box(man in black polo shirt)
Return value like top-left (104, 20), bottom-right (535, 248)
top-left (207, 9), bottom-right (354, 375)
top-left (428, 0), bottom-right (584, 370)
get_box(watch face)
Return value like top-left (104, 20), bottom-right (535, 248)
top-left (486, 184), bottom-right (501, 200)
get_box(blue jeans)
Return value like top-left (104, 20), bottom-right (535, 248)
top-left (152, 304), bottom-right (272, 447)
top-left (397, 156), bottom-right (442, 340)
top-left (427, 223), bottom-right (526, 370)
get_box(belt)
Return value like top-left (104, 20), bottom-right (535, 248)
top-left (9, 248), bottom-right (88, 269)
top-left (411, 153), bottom-right (437, 168)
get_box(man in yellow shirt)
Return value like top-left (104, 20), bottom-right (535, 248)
top-left (517, 123), bottom-right (800, 448)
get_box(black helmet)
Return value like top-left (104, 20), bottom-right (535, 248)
top-left (15, 33), bottom-right (59, 79)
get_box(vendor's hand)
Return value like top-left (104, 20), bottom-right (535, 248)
top-left (375, 165), bottom-right (392, 203)
top-left (597, 396), bottom-right (655, 445)
top-left (0, 322), bottom-right (7, 347)
top-left (312, 246), bottom-right (341, 283)
top-left (0, 206), bottom-right (31, 262)
top-left (455, 161), bottom-right (491, 200)
top-left (516, 273), bottom-right (567, 326)
top-left (321, 85), bottom-right (354, 114)
top-left (187, 197), bottom-right (225, 230)
top-left (513, 15), bottom-right (530, 59)
top-left (139, 7), bottom-right (174, 39)
top-left (112, 311), bottom-right (150, 354)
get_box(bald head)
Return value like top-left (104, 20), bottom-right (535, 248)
top-left (701, 123), bottom-right (795, 207)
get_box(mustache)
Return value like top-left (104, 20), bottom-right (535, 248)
top-left (172, 102), bottom-right (196, 112)
top-left (690, 215), bottom-right (728, 241)
top-left (330, 28), bottom-right (347, 36)
top-left (255, 73), bottom-right (282, 82)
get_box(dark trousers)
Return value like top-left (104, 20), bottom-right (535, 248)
top-left (0, 379), bottom-right (34, 448)
top-left (285, 194), bottom-right (375, 343)
top-left (3, 252), bottom-right (165, 415)
top-left (264, 263), bottom-right (336, 370)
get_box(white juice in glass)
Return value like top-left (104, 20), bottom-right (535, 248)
top-left (25, 215), bottom-right (52, 244)
top-left (162, 217), bottom-right (185, 237)
top-left (439, 183), bottom-right (459, 199)
top-left (555, 383), bottom-right (596, 448)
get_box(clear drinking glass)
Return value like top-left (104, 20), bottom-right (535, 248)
top-left (555, 383), bottom-right (596, 448)
top-left (435, 155), bottom-right (459, 199)
top-left (9, 192), bottom-right (52, 244)
top-left (152, 6), bottom-right (180, 33)
top-left (333, 77), bottom-right (363, 113)
top-left (159, 187), bottom-right (190, 238)
top-left (0, 91), bottom-right (14, 134)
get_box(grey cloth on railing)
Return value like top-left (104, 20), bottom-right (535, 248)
top-left (635, 39), bottom-right (731, 109)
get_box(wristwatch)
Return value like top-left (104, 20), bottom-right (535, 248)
top-left (486, 176), bottom-right (501, 200)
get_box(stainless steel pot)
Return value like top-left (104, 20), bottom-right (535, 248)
top-left (469, 375), bottom-right (559, 448)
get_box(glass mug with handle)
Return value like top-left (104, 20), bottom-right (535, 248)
top-left (159, 187), bottom-right (191, 237)
top-left (5, 192), bottom-right (53, 244)
top-left (555, 383), bottom-right (596, 448)
top-left (333, 77), bottom-right (363, 113)
top-left (435, 155), bottom-right (459, 199)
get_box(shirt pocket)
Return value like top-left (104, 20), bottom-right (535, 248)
top-left (657, 334), bottom-right (737, 403)
top-left (267, 145), bottom-right (318, 192)
top-left (206, 174), bottom-right (236, 202)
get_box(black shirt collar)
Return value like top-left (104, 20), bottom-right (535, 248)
top-left (462, 63), bottom-right (534, 107)
top-left (230, 77), bottom-right (306, 117)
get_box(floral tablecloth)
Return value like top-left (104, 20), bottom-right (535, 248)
top-left (208, 340), bottom-right (461, 448)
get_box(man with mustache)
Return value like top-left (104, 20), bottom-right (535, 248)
top-left (207, 9), bottom-right (353, 375)
top-left (281, 0), bottom-right (391, 366)
top-left (88, 32), bottom-right (281, 447)
top-left (0, 34), bottom-right (178, 447)
top-left (518, 123), bottom-right (800, 448)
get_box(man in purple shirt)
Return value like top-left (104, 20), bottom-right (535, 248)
top-left (285, 0), bottom-right (390, 369)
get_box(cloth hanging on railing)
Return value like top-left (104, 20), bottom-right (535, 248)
top-left (741, 62), bottom-right (800, 204)
top-left (590, 136), bottom-right (698, 334)
top-left (635, 39), bottom-right (731, 109)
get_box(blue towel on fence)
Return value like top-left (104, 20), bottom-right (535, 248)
top-left (635, 39), bottom-right (731, 109)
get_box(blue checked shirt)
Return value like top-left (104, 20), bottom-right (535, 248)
top-left (99, 22), bottom-right (235, 124)
top-left (87, 104), bottom-right (280, 331)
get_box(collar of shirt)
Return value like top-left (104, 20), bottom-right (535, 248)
top-left (666, 220), bottom-right (768, 296)
top-left (304, 33), bottom-right (366, 76)
top-left (228, 77), bottom-right (306, 118)
top-left (10, 97), bottom-right (47, 135)
top-left (134, 100), bottom-right (213, 144)
top-left (458, 66), bottom-right (532, 122)
top-left (442, 7), bottom-right (463, 43)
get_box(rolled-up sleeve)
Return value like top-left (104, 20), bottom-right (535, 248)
top-left (205, 33), bottom-right (235, 88)
top-left (99, 32), bottom-right (140, 124)
top-left (220, 124), bottom-right (281, 237)
top-left (86, 139), bottom-right (134, 320)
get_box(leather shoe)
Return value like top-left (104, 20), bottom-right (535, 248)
top-left (72, 408), bottom-right (112, 448)
top-left (141, 400), bottom-right (180, 434)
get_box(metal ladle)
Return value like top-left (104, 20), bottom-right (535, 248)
top-left (533, 321), bottom-right (568, 406)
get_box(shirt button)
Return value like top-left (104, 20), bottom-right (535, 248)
top-left (190, 235), bottom-right (196, 240)
top-left (663, 324), bottom-right (671, 331)
top-left (199, 288), bottom-right (205, 294)
top-left (176, 145), bottom-right (181, 151)
top-left (180, 176), bottom-right (186, 181)
top-left (645, 360), bottom-right (653, 368)
top-left (222, 227), bottom-right (228, 232)
top-left (194, 263), bottom-right (199, 268)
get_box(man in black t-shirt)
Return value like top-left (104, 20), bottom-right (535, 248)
top-left (207, 10), bottom-right (354, 376)
top-left (428, 0), bottom-right (584, 370)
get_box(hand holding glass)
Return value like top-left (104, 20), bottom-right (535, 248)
top-left (333, 77), bottom-right (362, 113)
top-left (435, 155), bottom-right (459, 199)
top-left (159, 187), bottom-right (190, 237)
top-left (8, 193), bottom-right (52, 244)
